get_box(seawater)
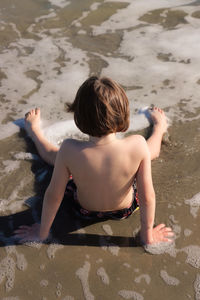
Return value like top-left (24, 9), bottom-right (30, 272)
top-left (0, 0), bottom-right (200, 143)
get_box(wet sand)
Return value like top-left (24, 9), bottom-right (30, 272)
top-left (0, 113), bottom-right (200, 299)
top-left (0, 0), bottom-right (200, 299)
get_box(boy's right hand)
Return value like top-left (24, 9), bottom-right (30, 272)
top-left (141, 223), bottom-right (174, 245)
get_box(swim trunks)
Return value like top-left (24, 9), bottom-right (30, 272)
top-left (64, 179), bottom-right (139, 221)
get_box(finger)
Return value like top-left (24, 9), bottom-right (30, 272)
top-left (162, 237), bottom-right (173, 243)
top-left (13, 229), bottom-right (28, 234)
top-left (155, 224), bottom-right (166, 231)
top-left (164, 227), bottom-right (173, 231)
top-left (13, 233), bottom-right (27, 239)
top-left (18, 225), bottom-right (32, 229)
top-left (165, 232), bottom-right (175, 237)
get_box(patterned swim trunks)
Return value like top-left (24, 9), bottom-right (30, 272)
top-left (65, 179), bottom-right (139, 221)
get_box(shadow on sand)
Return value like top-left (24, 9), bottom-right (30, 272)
top-left (0, 129), bottom-right (140, 248)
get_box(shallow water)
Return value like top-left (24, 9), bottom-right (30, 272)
top-left (0, 0), bottom-right (200, 299)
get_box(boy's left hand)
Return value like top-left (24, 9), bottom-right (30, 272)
top-left (14, 223), bottom-right (42, 243)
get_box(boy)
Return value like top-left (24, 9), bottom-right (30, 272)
top-left (14, 76), bottom-right (174, 245)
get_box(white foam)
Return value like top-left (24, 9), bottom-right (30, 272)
top-left (56, 282), bottom-right (62, 297)
top-left (102, 224), bottom-right (113, 236)
top-left (185, 193), bottom-right (200, 218)
top-left (194, 274), bottom-right (200, 300)
top-left (134, 274), bottom-right (151, 285)
top-left (42, 119), bottom-right (87, 146)
top-left (97, 267), bottom-right (109, 285)
top-left (12, 152), bottom-right (40, 161)
top-left (40, 279), bottom-right (49, 287)
top-left (1, 160), bottom-right (20, 174)
top-left (118, 289), bottom-right (144, 300)
top-left (123, 263), bottom-right (131, 269)
top-left (0, 33), bottom-right (89, 137)
top-left (48, 0), bottom-right (70, 8)
top-left (144, 241), bottom-right (177, 257)
top-left (47, 243), bottom-right (64, 259)
top-left (76, 261), bottom-right (94, 300)
top-left (93, 0), bottom-right (194, 34)
top-left (0, 0), bottom-right (200, 144)
top-left (99, 236), bottom-right (120, 256)
top-left (0, 256), bottom-right (16, 292)
top-left (182, 245), bottom-right (200, 269)
top-left (160, 270), bottom-right (180, 286)
top-left (184, 228), bottom-right (192, 237)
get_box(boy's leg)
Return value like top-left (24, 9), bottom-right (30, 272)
top-left (25, 108), bottom-right (59, 166)
top-left (147, 107), bottom-right (168, 160)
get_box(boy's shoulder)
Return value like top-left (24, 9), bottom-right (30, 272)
top-left (62, 138), bottom-right (83, 147)
top-left (124, 134), bottom-right (147, 145)
top-left (123, 134), bottom-right (149, 156)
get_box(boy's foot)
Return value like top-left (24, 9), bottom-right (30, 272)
top-left (25, 108), bottom-right (41, 138)
top-left (149, 107), bottom-right (168, 135)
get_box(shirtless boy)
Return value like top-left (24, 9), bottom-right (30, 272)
top-left (14, 76), bottom-right (174, 245)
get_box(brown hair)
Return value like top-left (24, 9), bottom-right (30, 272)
top-left (67, 76), bottom-right (130, 137)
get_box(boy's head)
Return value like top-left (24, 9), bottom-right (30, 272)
top-left (67, 76), bottom-right (130, 137)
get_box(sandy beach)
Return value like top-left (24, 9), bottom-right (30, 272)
top-left (0, 0), bottom-right (200, 299)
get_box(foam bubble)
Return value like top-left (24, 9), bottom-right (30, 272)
top-left (1, 160), bottom-right (20, 174)
top-left (118, 289), bottom-right (144, 300)
top-left (144, 241), bottom-right (177, 257)
top-left (0, 175), bottom-right (33, 214)
top-left (47, 243), bottom-right (64, 259)
top-left (40, 279), bottom-right (49, 287)
top-left (185, 193), bottom-right (200, 218)
top-left (194, 274), bottom-right (200, 300)
top-left (102, 224), bottom-right (113, 236)
top-left (99, 236), bottom-right (120, 256)
top-left (15, 253), bottom-right (27, 271)
top-left (48, 0), bottom-right (70, 9)
top-left (184, 228), bottom-right (192, 237)
top-left (76, 261), bottom-right (94, 300)
top-left (12, 152), bottom-right (40, 161)
top-left (97, 267), bottom-right (109, 285)
top-left (0, 256), bottom-right (16, 292)
top-left (168, 215), bottom-right (179, 224)
top-left (123, 263), bottom-right (131, 268)
top-left (160, 270), bottom-right (180, 286)
top-left (182, 245), bottom-right (200, 269)
top-left (134, 274), bottom-right (151, 285)
top-left (56, 282), bottom-right (62, 297)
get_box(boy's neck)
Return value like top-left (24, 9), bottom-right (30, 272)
top-left (89, 133), bottom-right (117, 146)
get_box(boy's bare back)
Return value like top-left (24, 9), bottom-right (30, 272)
top-left (59, 133), bottom-right (152, 212)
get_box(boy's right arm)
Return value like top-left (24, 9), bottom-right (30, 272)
top-left (136, 137), bottom-right (174, 245)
